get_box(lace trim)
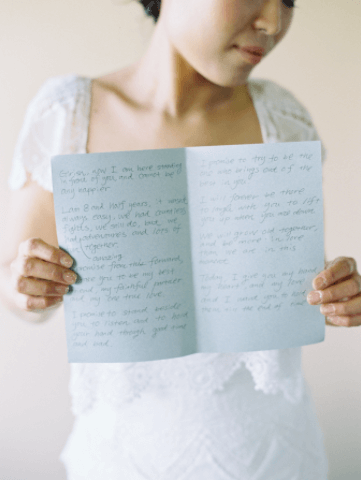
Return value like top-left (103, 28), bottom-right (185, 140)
top-left (69, 348), bottom-right (305, 416)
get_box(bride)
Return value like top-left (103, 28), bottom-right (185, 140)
top-left (1, 0), bottom-right (360, 478)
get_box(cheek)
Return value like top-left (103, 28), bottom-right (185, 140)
top-left (222, 2), bottom-right (239, 24)
top-left (166, 1), bottom-right (221, 57)
top-left (220, 0), bottom-right (252, 25)
top-left (275, 13), bottom-right (293, 44)
top-left (165, 0), bottom-right (203, 43)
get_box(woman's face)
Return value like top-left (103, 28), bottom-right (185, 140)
top-left (160, 0), bottom-right (295, 86)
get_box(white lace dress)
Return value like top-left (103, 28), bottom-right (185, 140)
top-left (8, 74), bottom-right (329, 480)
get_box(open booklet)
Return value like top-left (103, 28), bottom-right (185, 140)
top-left (51, 141), bottom-right (325, 363)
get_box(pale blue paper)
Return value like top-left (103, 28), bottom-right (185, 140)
top-left (51, 141), bottom-right (325, 363)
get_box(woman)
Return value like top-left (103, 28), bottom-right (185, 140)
top-left (1, 0), bottom-right (360, 478)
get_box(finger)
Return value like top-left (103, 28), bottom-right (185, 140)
top-left (313, 257), bottom-right (357, 290)
top-left (325, 314), bottom-right (361, 328)
top-left (15, 292), bottom-right (64, 312)
top-left (19, 238), bottom-right (74, 268)
top-left (320, 292), bottom-right (361, 317)
top-left (14, 276), bottom-right (70, 297)
top-left (308, 275), bottom-right (361, 305)
top-left (15, 256), bottom-right (77, 285)
top-left (325, 317), bottom-right (342, 327)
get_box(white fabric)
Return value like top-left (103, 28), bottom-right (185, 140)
top-left (8, 74), bottom-right (329, 479)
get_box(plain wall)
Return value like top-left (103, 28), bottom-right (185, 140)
top-left (0, 0), bottom-right (360, 478)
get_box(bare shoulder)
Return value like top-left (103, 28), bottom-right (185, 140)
top-left (88, 67), bottom-right (136, 126)
top-left (92, 65), bottom-right (136, 100)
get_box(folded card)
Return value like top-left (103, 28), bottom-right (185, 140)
top-left (51, 141), bottom-right (325, 363)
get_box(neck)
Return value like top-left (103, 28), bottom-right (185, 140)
top-left (123, 22), bottom-right (250, 122)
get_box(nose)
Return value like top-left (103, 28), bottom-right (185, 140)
top-left (253, 0), bottom-right (282, 36)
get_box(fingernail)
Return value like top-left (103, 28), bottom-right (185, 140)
top-left (61, 256), bottom-right (73, 268)
top-left (320, 304), bottom-right (335, 314)
top-left (347, 259), bottom-right (355, 274)
top-left (307, 291), bottom-right (322, 304)
top-left (63, 272), bottom-right (77, 284)
top-left (314, 277), bottom-right (326, 290)
top-left (329, 316), bottom-right (344, 325)
top-left (55, 285), bottom-right (69, 294)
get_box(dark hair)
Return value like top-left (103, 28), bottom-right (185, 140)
top-left (138, 0), bottom-right (161, 23)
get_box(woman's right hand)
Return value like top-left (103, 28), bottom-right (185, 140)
top-left (9, 237), bottom-right (77, 312)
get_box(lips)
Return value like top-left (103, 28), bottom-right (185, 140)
top-left (235, 46), bottom-right (264, 65)
top-left (241, 46), bottom-right (265, 56)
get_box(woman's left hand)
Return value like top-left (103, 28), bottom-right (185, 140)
top-left (307, 256), bottom-right (361, 327)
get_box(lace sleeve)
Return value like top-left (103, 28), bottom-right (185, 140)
top-left (306, 121), bottom-right (327, 165)
top-left (262, 79), bottom-right (328, 164)
top-left (7, 74), bottom-right (87, 193)
top-left (295, 100), bottom-right (327, 164)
